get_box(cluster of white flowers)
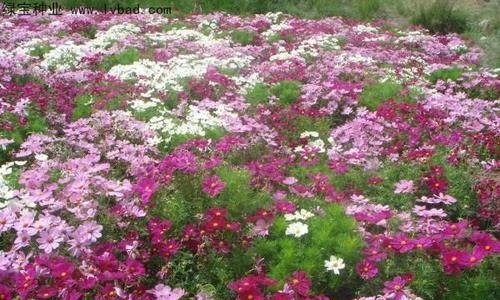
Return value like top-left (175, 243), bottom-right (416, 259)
top-left (262, 22), bottom-right (293, 39)
top-left (294, 131), bottom-right (326, 153)
top-left (265, 12), bottom-right (284, 24)
top-left (86, 23), bottom-right (141, 53)
top-left (0, 161), bottom-right (26, 207)
top-left (396, 30), bottom-right (429, 44)
top-left (270, 34), bottom-right (340, 62)
top-left (363, 36), bottom-right (388, 43)
top-left (109, 54), bottom-right (253, 92)
top-left (40, 23), bottom-right (140, 72)
top-left (284, 209), bottom-right (314, 221)
top-left (40, 41), bottom-right (84, 71)
top-left (129, 98), bottom-right (161, 112)
top-left (354, 24), bottom-right (379, 34)
top-left (284, 208), bottom-right (315, 238)
top-left (146, 104), bottom-right (234, 143)
top-left (198, 19), bottom-right (219, 31)
top-left (335, 53), bottom-right (375, 66)
top-left (449, 43), bottom-right (468, 53)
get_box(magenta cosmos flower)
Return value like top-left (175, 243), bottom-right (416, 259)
top-left (134, 177), bottom-right (158, 205)
top-left (383, 276), bottom-right (409, 300)
top-left (202, 175), bottom-right (226, 198)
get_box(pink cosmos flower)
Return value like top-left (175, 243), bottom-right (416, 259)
top-left (273, 190), bottom-right (287, 201)
top-left (412, 236), bottom-right (433, 250)
top-left (77, 221), bottom-right (103, 244)
top-left (37, 229), bottom-right (63, 254)
top-left (202, 175), bottom-right (225, 198)
top-left (282, 177), bottom-right (298, 185)
top-left (275, 200), bottom-right (296, 214)
top-left (394, 179), bottom-right (415, 194)
top-left (147, 284), bottom-right (186, 300)
top-left (459, 246), bottom-right (486, 268)
top-left (204, 155), bottom-right (223, 169)
top-left (0, 210), bottom-right (15, 232)
top-left (470, 231), bottom-right (500, 254)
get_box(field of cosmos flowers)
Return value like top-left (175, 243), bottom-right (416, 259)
top-left (0, 8), bottom-right (499, 300)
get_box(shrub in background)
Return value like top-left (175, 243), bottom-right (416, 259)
top-left (411, 0), bottom-right (468, 34)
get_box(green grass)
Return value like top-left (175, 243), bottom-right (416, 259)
top-left (429, 67), bottom-right (464, 84)
top-left (230, 29), bottom-right (256, 45)
top-left (358, 80), bottom-right (402, 111)
top-left (270, 80), bottom-right (302, 106)
top-left (99, 47), bottom-right (141, 71)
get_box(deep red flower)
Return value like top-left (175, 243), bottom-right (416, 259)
top-left (442, 248), bottom-right (467, 274)
top-left (228, 276), bottom-right (259, 293)
top-left (288, 271), bottom-right (311, 296)
top-left (427, 176), bottom-right (448, 194)
top-left (367, 176), bottom-right (384, 185)
top-left (212, 239), bottom-right (231, 253)
top-left (236, 288), bottom-right (264, 300)
top-left (356, 259), bottom-right (378, 279)
top-left (148, 217), bottom-right (172, 236)
top-left (247, 208), bottom-right (274, 222)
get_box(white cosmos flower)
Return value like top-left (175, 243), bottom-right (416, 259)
top-left (35, 154), bottom-right (48, 161)
top-left (285, 222), bottom-right (308, 238)
top-left (324, 255), bottom-right (345, 274)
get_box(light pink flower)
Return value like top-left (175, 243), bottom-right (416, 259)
top-left (394, 180), bottom-right (415, 194)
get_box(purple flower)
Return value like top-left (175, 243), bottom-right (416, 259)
top-left (202, 175), bottom-right (225, 198)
